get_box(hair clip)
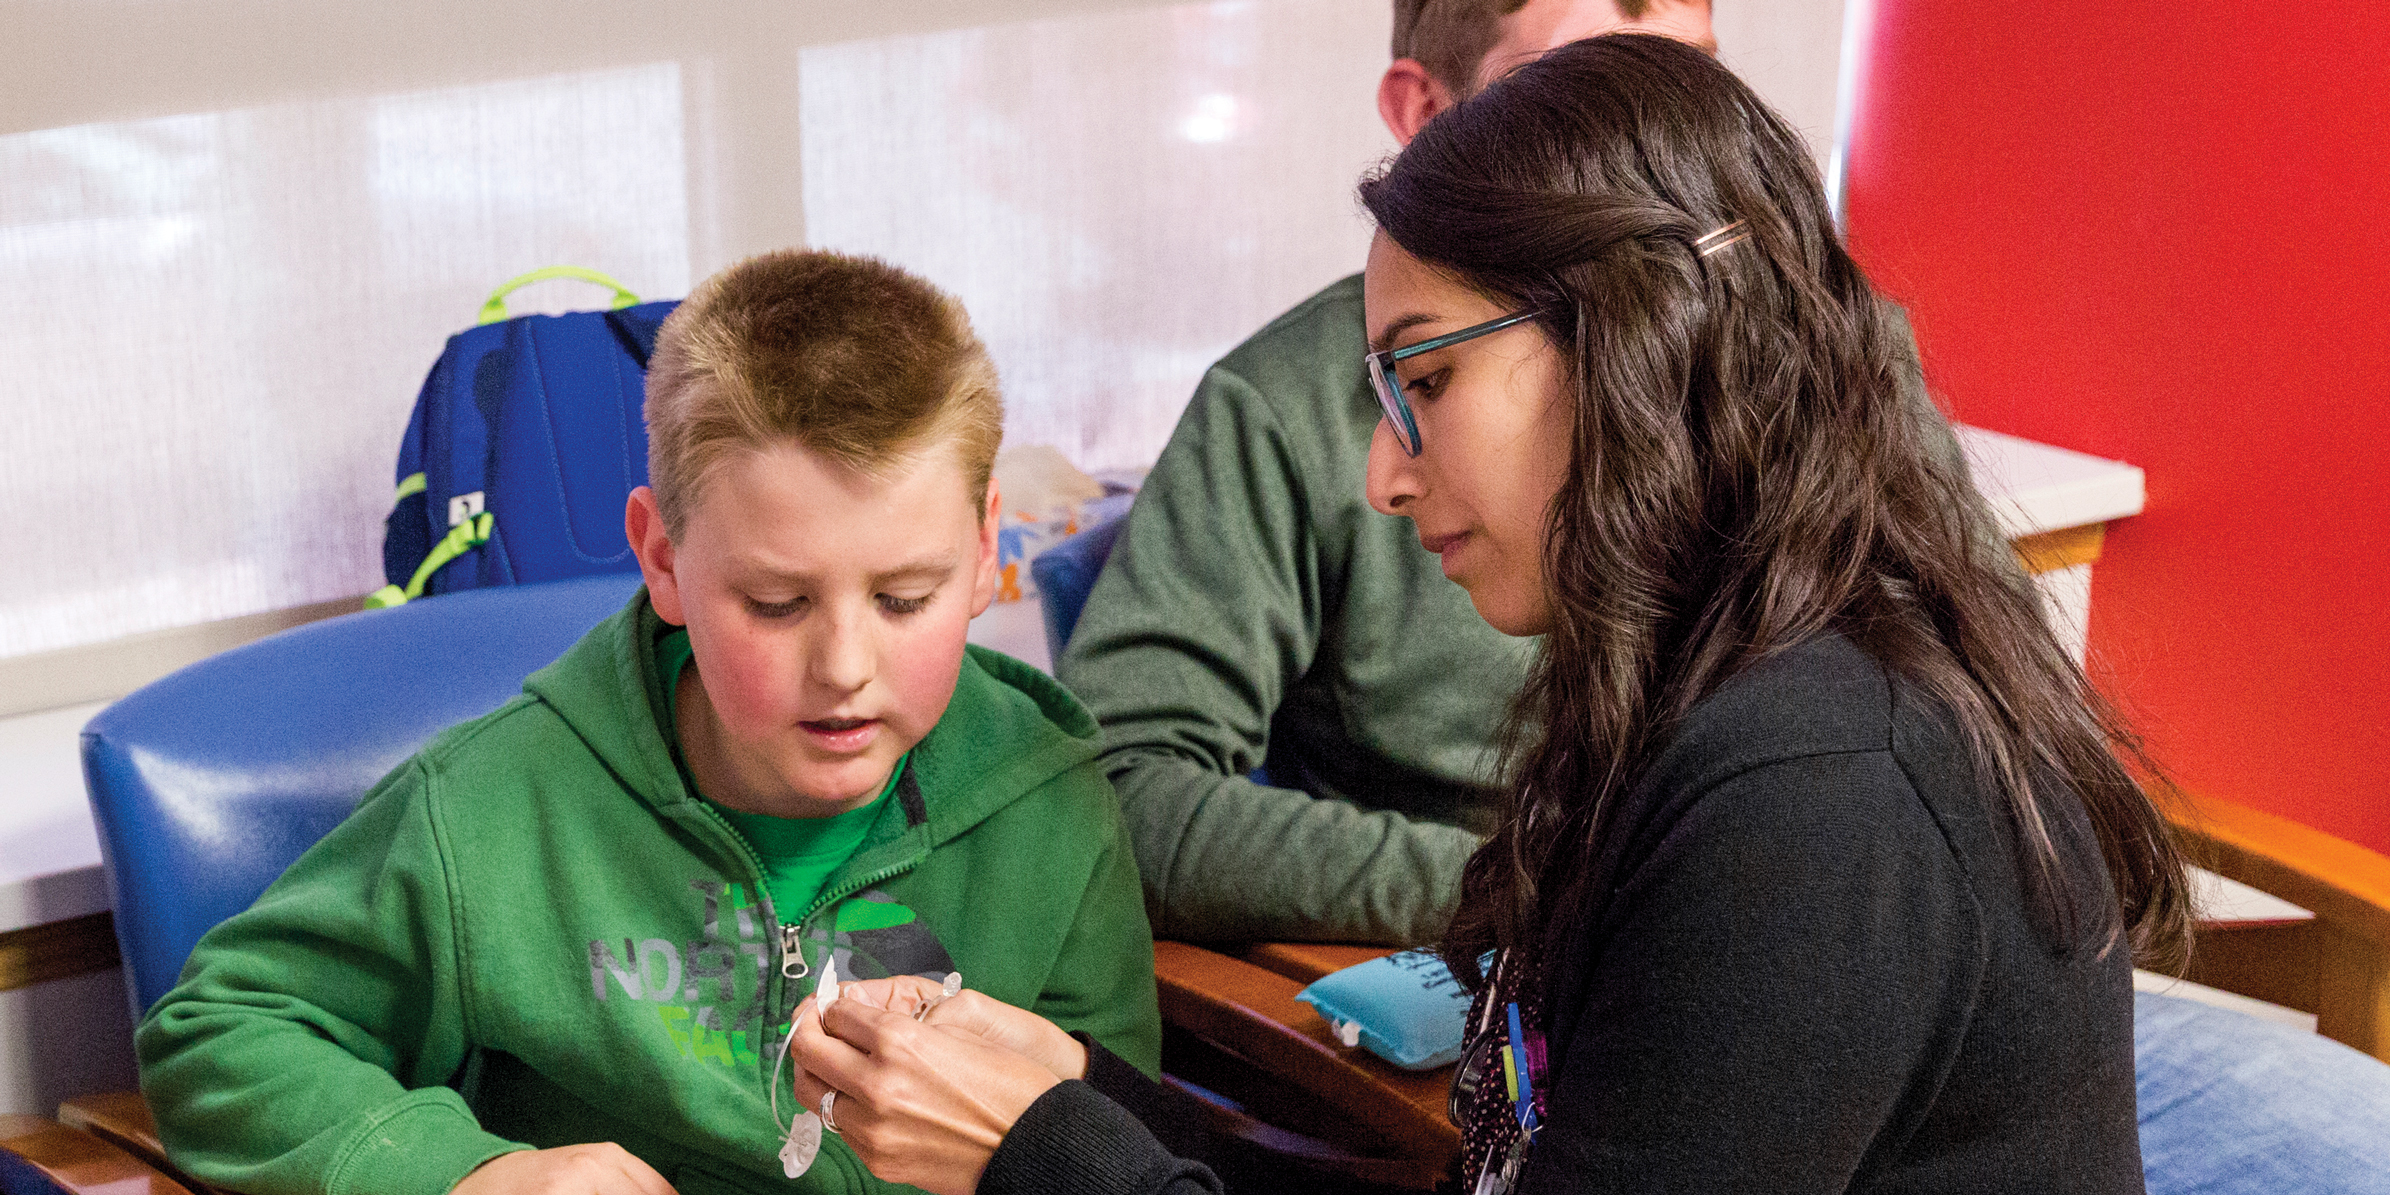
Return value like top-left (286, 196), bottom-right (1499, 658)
top-left (1694, 220), bottom-right (1751, 256)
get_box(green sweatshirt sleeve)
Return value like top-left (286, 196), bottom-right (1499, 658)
top-left (1022, 761), bottom-right (1165, 1077)
top-left (1057, 356), bottom-right (1481, 947)
top-left (136, 760), bottom-right (526, 1195)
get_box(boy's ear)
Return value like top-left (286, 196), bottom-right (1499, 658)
top-left (626, 486), bottom-right (689, 626)
top-left (968, 478), bottom-right (1002, 619)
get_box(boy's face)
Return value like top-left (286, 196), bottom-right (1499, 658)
top-left (629, 437), bottom-right (1001, 817)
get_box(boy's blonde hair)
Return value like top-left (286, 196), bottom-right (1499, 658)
top-left (644, 249), bottom-right (1003, 536)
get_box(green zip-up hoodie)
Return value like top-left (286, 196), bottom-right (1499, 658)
top-left (137, 591), bottom-right (1160, 1195)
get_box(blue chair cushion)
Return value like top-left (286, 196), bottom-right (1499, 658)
top-left (81, 573), bottom-right (643, 1017)
top-left (1031, 508), bottom-right (1129, 659)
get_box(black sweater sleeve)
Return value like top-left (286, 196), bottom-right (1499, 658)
top-left (1520, 752), bottom-right (1986, 1194)
top-left (977, 1039), bottom-right (1224, 1195)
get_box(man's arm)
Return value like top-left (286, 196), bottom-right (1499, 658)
top-left (1058, 362), bottom-right (1479, 946)
top-left (136, 763), bottom-right (527, 1195)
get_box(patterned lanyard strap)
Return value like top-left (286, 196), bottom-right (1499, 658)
top-left (1457, 950), bottom-right (1550, 1195)
top-left (1502, 999), bottom-right (1547, 1133)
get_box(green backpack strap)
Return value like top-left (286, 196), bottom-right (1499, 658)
top-left (476, 267), bottom-right (640, 325)
top-left (365, 511), bottom-right (495, 609)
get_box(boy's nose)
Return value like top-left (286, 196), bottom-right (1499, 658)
top-left (1364, 418), bottom-right (1420, 517)
top-left (808, 607), bottom-right (877, 693)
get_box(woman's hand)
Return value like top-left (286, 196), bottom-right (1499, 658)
top-left (832, 976), bottom-right (1089, 1082)
top-left (788, 979), bottom-right (1080, 1195)
top-left (449, 1143), bottom-right (676, 1194)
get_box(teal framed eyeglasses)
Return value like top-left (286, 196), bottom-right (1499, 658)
top-left (1365, 309), bottom-right (1543, 456)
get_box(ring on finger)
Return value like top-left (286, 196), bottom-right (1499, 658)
top-left (820, 1089), bottom-right (842, 1135)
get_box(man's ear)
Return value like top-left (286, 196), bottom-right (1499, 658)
top-left (626, 486), bottom-right (688, 626)
top-left (968, 478), bottom-right (1003, 619)
top-left (1378, 58), bottom-right (1456, 147)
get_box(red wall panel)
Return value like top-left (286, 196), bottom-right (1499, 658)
top-left (1841, 2), bottom-right (2390, 851)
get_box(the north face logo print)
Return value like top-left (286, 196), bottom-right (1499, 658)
top-left (584, 880), bottom-right (951, 1071)
top-left (829, 890), bottom-right (955, 980)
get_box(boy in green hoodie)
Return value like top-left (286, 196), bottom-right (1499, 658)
top-left (136, 250), bottom-right (1161, 1195)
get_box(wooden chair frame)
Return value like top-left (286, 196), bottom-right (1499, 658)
top-left (2171, 793), bottom-right (2390, 1063)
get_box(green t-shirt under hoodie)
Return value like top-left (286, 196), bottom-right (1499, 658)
top-left (656, 626), bottom-right (900, 924)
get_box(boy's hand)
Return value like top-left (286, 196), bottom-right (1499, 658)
top-left (832, 976), bottom-right (1088, 1081)
top-left (451, 1144), bottom-right (676, 1195)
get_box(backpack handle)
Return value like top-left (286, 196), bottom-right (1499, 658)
top-left (477, 266), bottom-right (641, 325)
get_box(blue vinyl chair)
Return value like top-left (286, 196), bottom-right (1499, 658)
top-left (30, 575), bottom-right (641, 1191)
top-left (82, 573), bottom-right (642, 1021)
top-left (1029, 510), bottom-right (1128, 660)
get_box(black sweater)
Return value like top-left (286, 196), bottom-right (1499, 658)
top-left (982, 635), bottom-right (2143, 1195)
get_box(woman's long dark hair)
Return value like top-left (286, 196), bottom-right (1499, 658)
top-left (1361, 35), bottom-right (2192, 985)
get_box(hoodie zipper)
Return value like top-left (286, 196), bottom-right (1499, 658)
top-left (798, 856), bottom-right (922, 931)
top-left (685, 800), bottom-right (930, 1093)
top-left (679, 801), bottom-right (792, 1094)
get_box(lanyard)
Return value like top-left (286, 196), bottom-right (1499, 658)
top-left (1502, 1000), bottom-right (1544, 1133)
top-left (1465, 950), bottom-right (1550, 1195)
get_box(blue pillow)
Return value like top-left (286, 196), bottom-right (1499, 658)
top-left (1295, 950), bottom-right (1472, 1070)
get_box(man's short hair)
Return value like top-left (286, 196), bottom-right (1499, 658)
top-left (644, 249), bottom-right (1003, 535)
top-left (1392, 0), bottom-right (1654, 98)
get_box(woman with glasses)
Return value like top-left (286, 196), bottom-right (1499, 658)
top-left (785, 34), bottom-right (2192, 1195)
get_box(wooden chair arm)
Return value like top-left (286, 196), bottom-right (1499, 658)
top-left (0, 1113), bottom-right (194, 1195)
top-left (1154, 940), bottom-right (1460, 1165)
top-left (52, 1092), bottom-right (224, 1195)
top-left (2172, 795), bottom-right (2390, 945)
top-left (1232, 942), bottom-right (1393, 985)
top-left (2168, 793), bottom-right (2390, 1062)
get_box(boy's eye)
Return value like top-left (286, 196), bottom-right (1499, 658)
top-left (744, 595), bottom-right (808, 619)
top-left (878, 592), bottom-right (932, 616)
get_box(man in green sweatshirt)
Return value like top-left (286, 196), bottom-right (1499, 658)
top-left (1056, 0), bottom-right (1731, 946)
top-left (1057, 0), bottom-right (1987, 948)
top-left (138, 250), bottom-right (1159, 1195)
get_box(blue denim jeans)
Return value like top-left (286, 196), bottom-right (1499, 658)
top-left (2138, 990), bottom-right (2390, 1193)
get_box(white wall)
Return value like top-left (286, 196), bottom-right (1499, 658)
top-left (0, 0), bottom-right (1850, 670)
top-left (799, 0), bottom-right (1397, 474)
top-left (1715, 0), bottom-right (1851, 178)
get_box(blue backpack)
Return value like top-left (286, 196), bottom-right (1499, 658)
top-left (371, 268), bottom-right (680, 608)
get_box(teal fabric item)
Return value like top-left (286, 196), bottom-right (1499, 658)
top-left (1295, 950), bottom-right (1472, 1071)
